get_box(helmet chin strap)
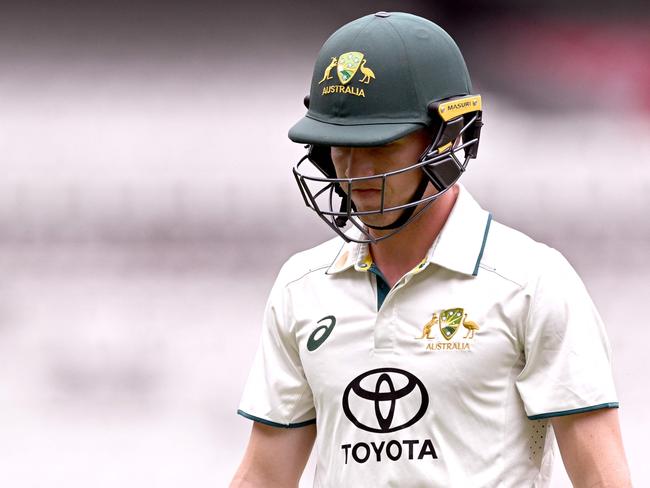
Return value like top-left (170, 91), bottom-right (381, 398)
top-left (365, 175), bottom-right (430, 231)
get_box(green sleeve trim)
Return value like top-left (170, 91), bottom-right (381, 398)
top-left (237, 409), bottom-right (316, 428)
top-left (528, 402), bottom-right (619, 420)
top-left (472, 213), bottom-right (492, 276)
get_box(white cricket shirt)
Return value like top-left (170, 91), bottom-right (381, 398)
top-left (238, 185), bottom-right (618, 487)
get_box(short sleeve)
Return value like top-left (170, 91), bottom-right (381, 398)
top-left (237, 265), bottom-right (316, 428)
top-left (515, 249), bottom-right (618, 419)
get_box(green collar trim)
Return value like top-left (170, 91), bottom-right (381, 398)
top-left (472, 213), bottom-right (492, 276)
top-left (369, 263), bottom-right (391, 311)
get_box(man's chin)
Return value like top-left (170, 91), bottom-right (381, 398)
top-left (357, 213), bottom-right (401, 230)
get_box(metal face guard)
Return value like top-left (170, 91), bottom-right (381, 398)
top-left (292, 111), bottom-right (482, 244)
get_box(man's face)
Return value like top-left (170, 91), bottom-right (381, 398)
top-left (330, 129), bottom-right (432, 229)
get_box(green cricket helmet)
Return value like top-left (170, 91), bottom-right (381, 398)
top-left (290, 12), bottom-right (483, 243)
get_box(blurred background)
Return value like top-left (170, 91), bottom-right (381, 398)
top-left (0, 0), bottom-right (648, 486)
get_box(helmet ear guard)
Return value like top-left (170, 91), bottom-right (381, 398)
top-left (420, 95), bottom-right (483, 191)
top-left (307, 144), bottom-right (336, 178)
top-left (428, 94), bottom-right (483, 158)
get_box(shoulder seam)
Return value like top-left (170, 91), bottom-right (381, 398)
top-left (324, 241), bottom-right (346, 275)
top-left (479, 265), bottom-right (525, 288)
top-left (285, 264), bottom-right (330, 287)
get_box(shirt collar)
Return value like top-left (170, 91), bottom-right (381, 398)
top-left (326, 184), bottom-right (492, 277)
top-left (326, 233), bottom-right (371, 275)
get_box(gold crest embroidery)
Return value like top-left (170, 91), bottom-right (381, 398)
top-left (320, 52), bottom-right (375, 98)
top-left (415, 308), bottom-right (481, 351)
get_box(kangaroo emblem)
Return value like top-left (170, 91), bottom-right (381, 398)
top-left (416, 313), bottom-right (438, 339)
top-left (319, 57), bottom-right (338, 84)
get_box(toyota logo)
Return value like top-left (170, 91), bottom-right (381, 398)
top-left (342, 368), bottom-right (429, 433)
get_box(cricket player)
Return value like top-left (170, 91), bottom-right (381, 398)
top-left (230, 12), bottom-right (631, 487)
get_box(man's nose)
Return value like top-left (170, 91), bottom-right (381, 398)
top-left (345, 149), bottom-right (376, 179)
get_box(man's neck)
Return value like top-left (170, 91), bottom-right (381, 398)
top-left (369, 185), bottom-right (459, 287)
